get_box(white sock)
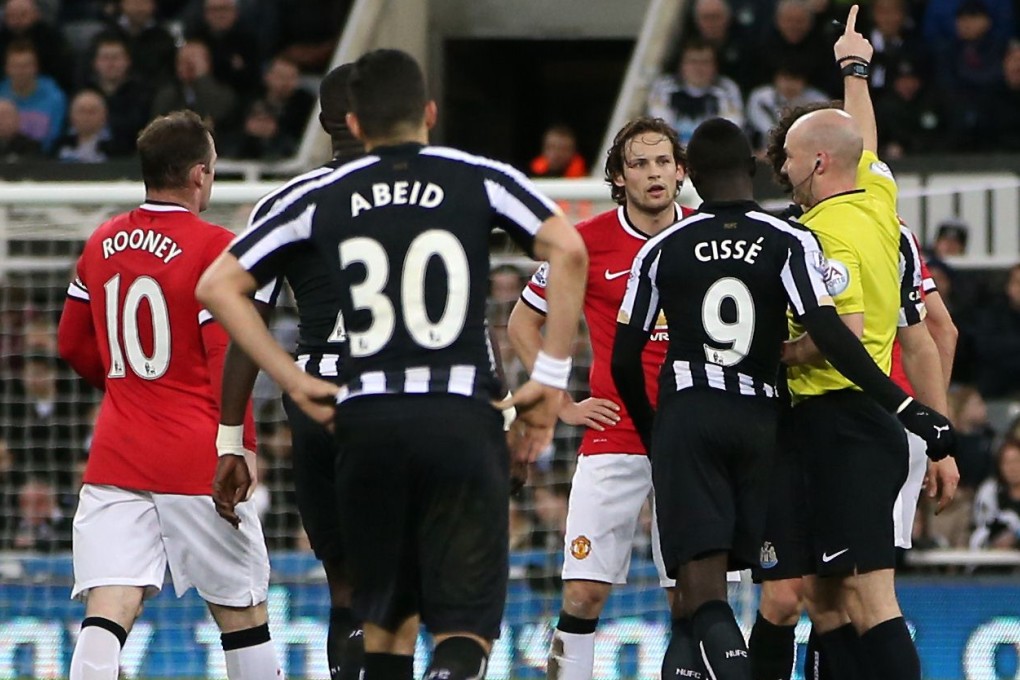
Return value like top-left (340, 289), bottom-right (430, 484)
top-left (224, 639), bottom-right (285, 680)
top-left (548, 629), bottom-right (596, 680)
top-left (69, 625), bottom-right (121, 680)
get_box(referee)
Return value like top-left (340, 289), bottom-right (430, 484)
top-left (779, 105), bottom-right (950, 680)
top-left (610, 118), bottom-right (952, 680)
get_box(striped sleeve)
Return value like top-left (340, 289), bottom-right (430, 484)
top-left (915, 233), bottom-right (937, 294)
top-left (617, 242), bottom-right (663, 333)
top-left (422, 147), bottom-right (560, 254)
top-left (520, 262), bottom-right (549, 314)
top-left (898, 226), bottom-right (927, 327)
top-left (746, 211), bottom-right (830, 316)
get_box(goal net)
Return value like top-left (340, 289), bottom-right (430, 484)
top-left (0, 175), bottom-right (1017, 679)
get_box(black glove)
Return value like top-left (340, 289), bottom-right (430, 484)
top-left (896, 397), bottom-right (956, 461)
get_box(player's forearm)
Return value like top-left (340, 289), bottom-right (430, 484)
top-left (507, 300), bottom-right (545, 373)
top-left (899, 323), bottom-right (949, 415)
top-left (843, 75), bottom-right (877, 153)
top-left (801, 305), bottom-right (908, 412)
top-left (787, 312), bottom-right (863, 365)
top-left (924, 292), bottom-right (958, 389)
top-left (197, 255), bottom-right (305, 394)
top-left (610, 323), bottom-right (654, 447)
top-left (220, 301), bottom-right (273, 426)
top-left (538, 242), bottom-right (587, 361)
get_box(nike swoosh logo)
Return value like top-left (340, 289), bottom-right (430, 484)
top-left (821, 548), bottom-right (849, 563)
top-left (605, 269), bottom-right (630, 280)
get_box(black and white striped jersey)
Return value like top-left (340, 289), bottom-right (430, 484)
top-left (251, 160), bottom-right (348, 381)
top-left (229, 142), bottom-right (558, 404)
top-left (897, 223), bottom-right (926, 327)
top-left (617, 200), bottom-right (831, 398)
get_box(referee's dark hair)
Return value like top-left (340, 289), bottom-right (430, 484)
top-left (604, 117), bottom-right (686, 206)
top-left (136, 110), bottom-right (212, 191)
top-left (348, 49), bottom-right (428, 140)
top-left (765, 100), bottom-right (841, 193)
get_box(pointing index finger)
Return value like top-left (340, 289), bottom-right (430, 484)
top-left (845, 4), bottom-right (859, 34)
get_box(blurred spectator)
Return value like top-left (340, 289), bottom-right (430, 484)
top-left (490, 264), bottom-right (527, 307)
top-left (754, 0), bottom-right (836, 95)
top-left (866, 0), bottom-right (928, 91)
top-left (684, 0), bottom-right (756, 92)
top-left (257, 417), bottom-right (299, 550)
top-left (184, 0), bottom-right (261, 100)
top-left (989, 41), bottom-right (1020, 150)
top-left (273, 0), bottom-right (349, 74)
top-left (0, 437), bottom-right (12, 544)
top-left (83, 31), bottom-right (151, 153)
top-left (745, 61), bottom-right (827, 152)
top-left (0, 0), bottom-right (74, 91)
top-left (524, 478), bottom-right (570, 592)
top-left (0, 40), bottom-right (65, 152)
top-left (529, 124), bottom-right (587, 179)
top-left (106, 0), bottom-right (177, 86)
top-left (970, 438), bottom-right (1020, 549)
top-left (151, 39), bottom-right (237, 131)
top-left (0, 350), bottom-right (87, 492)
top-left (7, 476), bottom-right (71, 550)
top-left (646, 38), bottom-right (744, 144)
top-left (970, 263), bottom-right (1020, 397)
top-left (932, 218), bottom-right (969, 258)
top-left (874, 54), bottom-right (944, 158)
top-left (252, 55), bottom-right (313, 145)
top-left (55, 89), bottom-right (129, 161)
top-left (0, 96), bottom-right (40, 160)
top-left (923, 0), bottom-right (1014, 50)
top-left (948, 385), bottom-right (996, 488)
top-left (509, 497), bottom-right (533, 551)
top-left (222, 97), bottom-right (296, 160)
top-left (934, 0), bottom-right (1008, 150)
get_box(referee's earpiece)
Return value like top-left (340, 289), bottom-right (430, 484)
top-left (814, 157), bottom-right (822, 168)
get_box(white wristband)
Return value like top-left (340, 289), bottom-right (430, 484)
top-left (501, 391), bottom-right (517, 431)
top-left (895, 396), bottom-right (914, 414)
top-left (531, 350), bottom-right (572, 391)
top-left (216, 424), bottom-right (245, 457)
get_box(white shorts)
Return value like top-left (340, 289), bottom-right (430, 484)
top-left (72, 484), bottom-right (270, 607)
top-left (893, 431), bottom-right (929, 549)
top-left (562, 454), bottom-right (674, 587)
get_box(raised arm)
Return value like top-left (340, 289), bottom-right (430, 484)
top-left (834, 5), bottom-right (878, 153)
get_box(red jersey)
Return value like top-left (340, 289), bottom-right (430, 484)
top-left (60, 203), bottom-right (254, 495)
top-left (890, 231), bottom-right (936, 394)
top-left (521, 204), bottom-right (694, 455)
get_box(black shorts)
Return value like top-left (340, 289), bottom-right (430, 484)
top-left (651, 388), bottom-right (778, 575)
top-left (334, 394), bottom-right (509, 640)
top-left (283, 392), bottom-right (344, 563)
top-left (792, 390), bottom-right (908, 577)
top-left (752, 407), bottom-right (813, 583)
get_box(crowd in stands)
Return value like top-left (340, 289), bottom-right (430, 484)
top-left (643, 0), bottom-right (1020, 157)
top-left (0, 0), bottom-right (348, 163)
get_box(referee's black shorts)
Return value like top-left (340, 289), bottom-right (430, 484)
top-left (283, 391), bottom-right (344, 563)
top-left (334, 394), bottom-right (509, 640)
top-left (792, 389), bottom-right (908, 577)
top-left (651, 388), bottom-right (779, 575)
top-left (752, 407), bottom-right (813, 582)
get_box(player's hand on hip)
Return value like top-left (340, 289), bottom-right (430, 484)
top-left (560, 397), bottom-right (620, 431)
top-left (896, 397), bottom-right (957, 461)
top-left (833, 5), bottom-right (874, 63)
top-left (212, 454), bottom-right (254, 528)
top-left (287, 374), bottom-right (340, 429)
top-left (924, 456), bottom-right (960, 515)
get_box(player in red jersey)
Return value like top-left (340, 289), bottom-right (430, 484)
top-left (507, 117), bottom-right (692, 680)
top-left (56, 111), bottom-right (284, 680)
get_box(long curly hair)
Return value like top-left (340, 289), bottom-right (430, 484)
top-left (765, 100), bottom-right (842, 193)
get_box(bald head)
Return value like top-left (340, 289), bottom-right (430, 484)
top-left (787, 108), bottom-right (862, 172)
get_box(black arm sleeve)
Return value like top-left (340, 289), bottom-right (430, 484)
top-left (610, 322), bottom-right (655, 450)
top-left (800, 305), bottom-right (910, 412)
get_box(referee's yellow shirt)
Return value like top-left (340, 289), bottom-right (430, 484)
top-left (787, 150), bottom-right (901, 401)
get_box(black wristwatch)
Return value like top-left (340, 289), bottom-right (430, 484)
top-left (841, 61), bottom-right (870, 79)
